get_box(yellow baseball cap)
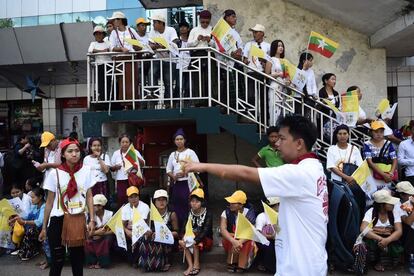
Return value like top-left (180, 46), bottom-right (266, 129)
top-left (370, 120), bottom-right (385, 131)
top-left (126, 186), bottom-right (139, 197)
top-left (225, 190), bottom-right (247, 204)
top-left (40, 131), bottom-right (56, 148)
top-left (136, 17), bottom-right (150, 25)
top-left (190, 188), bottom-right (204, 199)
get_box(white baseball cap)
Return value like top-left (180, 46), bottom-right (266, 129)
top-left (149, 14), bottom-right (166, 23)
top-left (93, 194), bottom-right (108, 206)
top-left (249, 24), bottom-right (265, 33)
top-left (153, 189), bottom-right (169, 200)
top-left (396, 181), bottom-right (414, 195)
top-left (93, 25), bottom-right (106, 34)
top-left (373, 190), bottom-right (399, 205)
top-left (267, 197), bottom-right (280, 206)
top-left (107, 11), bottom-right (126, 20)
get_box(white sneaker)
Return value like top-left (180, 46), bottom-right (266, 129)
top-left (10, 250), bottom-right (19, 256)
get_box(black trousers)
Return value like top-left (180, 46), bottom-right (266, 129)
top-left (47, 216), bottom-right (85, 276)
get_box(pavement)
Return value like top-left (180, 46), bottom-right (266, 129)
top-left (0, 246), bottom-right (411, 276)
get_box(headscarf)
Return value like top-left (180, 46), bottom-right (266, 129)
top-left (173, 128), bottom-right (186, 140)
top-left (332, 124), bottom-right (349, 145)
top-left (58, 138), bottom-right (82, 199)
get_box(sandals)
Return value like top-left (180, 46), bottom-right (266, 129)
top-left (236, 267), bottom-right (246, 273)
top-left (190, 268), bottom-right (200, 275)
top-left (227, 264), bottom-right (237, 273)
top-left (161, 264), bottom-right (171, 272)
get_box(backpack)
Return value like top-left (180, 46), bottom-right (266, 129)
top-left (327, 179), bottom-right (361, 269)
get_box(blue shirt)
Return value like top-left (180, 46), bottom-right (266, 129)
top-left (25, 203), bottom-right (45, 228)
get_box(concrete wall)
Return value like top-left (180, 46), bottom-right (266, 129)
top-left (204, 0), bottom-right (387, 116)
top-left (206, 132), bottom-right (265, 202)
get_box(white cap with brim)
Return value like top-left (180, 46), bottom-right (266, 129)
top-left (153, 189), bottom-right (169, 200)
top-left (396, 181), bottom-right (414, 195)
top-left (249, 24), bottom-right (265, 33)
top-left (107, 11), bottom-right (126, 20)
top-left (149, 14), bottom-right (166, 23)
top-left (373, 190), bottom-right (400, 205)
top-left (93, 25), bottom-right (106, 34)
top-left (267, 197), bottom-right (280, 205)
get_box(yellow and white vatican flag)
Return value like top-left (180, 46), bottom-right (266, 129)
top-left (105, 208), bottom-right (127, 250)
top-left (235, 213), bottom-right (269, 246)
top-left (132, 207), bottom-right (150, 245)
top-left (183, 217), bottom-right (195, 253)
top-left (150, 202), bottom-right (174, 245)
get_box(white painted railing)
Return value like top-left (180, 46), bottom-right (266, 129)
top-left (87, 47), bottom-right (369, 157)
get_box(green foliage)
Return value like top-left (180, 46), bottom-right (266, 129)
top-left (0, 18), bottom-right (13, 28)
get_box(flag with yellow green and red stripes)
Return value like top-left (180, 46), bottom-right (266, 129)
top-left (307, 31), bottom-right (339, 58)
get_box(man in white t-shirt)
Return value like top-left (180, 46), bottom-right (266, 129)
top-left (148, 13), bottom-right (179, 100)
top-left (183, 115), bottom-right (328, 276)
top-left (35, 131), bottom-right (61, 180)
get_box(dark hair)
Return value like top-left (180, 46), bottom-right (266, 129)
top-left (277, 115), bottom-right (317, 151)
top-left (179, 21), bottom-right (190, 28)
top-left (189, 194), bottom-right (206, 207)
top-left (223, 9), bottom-right (236, 18)
top-left (267, 126), bottom-right (279, 136)
top-left (332, 124), bottom-right (349, 144)
top-left (322, 73), bottom-right (336, 86)
top-left (11, 183), bottom-right (23, 192)
top-left (88, 137), bottom-right (103, 155)
top-left (298, 52), bottom-right (313, 70)
top-left (269, 40), bottom-right (285, 59)
top-left (118, 133), bottom-right (132, 144)
top-left (69, 132), bottom-right (78, 140)
top-left (121, 18), bottom-right (128, 26)
top-left (347, 86), bottom-right (359, 92)
top-left (372, 202), bottom-right (394, 226)
top-left (106, 20), bottom-right (114, 26)
top-left (26, 177), bottom-right (41, 189)
top-left (31, 187), bottom-right (45, 199)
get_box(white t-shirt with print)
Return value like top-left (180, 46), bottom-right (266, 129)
top-left (166, 148), bottom-right (199, 181)
top-left (121, 201), bottom-right (150, 222)
top-left (326, 144), bottom-right (363, 182)
top-left (111, 149), bottom-right (145, 181)
top-left (258, 158), bottom-right (328, 276)
top-left (363, 207), bottom-right (401, 227)
top-left (93, 209), bottom-right (113, 228)
top-left (83, 154), bottom-right (111, 183)
top-left (149, 26), bottom-right (178, 59)
top-left (43, 166), bottom-right (95, 217)
top-left (88, 41), bottom-right (112, 64)
top-left (255, 212), bottom-right (271, 231)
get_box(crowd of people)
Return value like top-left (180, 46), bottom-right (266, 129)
top-left (1, 6), bottom-right (414, 276)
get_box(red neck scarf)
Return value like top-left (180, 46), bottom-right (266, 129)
top-left (59, 162), bottom-right (83, 199)
top-left (290, 152), bottom-right (318, 165)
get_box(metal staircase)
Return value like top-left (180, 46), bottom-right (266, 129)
top-left (87, 47), bottom-right (369, 157)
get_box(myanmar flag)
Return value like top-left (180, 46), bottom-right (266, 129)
top-left (308, 31), bottom-right (339, 58)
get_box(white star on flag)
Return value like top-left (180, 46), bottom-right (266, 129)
top-left (317, 39), bottom-right (328, 50)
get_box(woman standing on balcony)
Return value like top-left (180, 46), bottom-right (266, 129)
top-left (297, 52), bottom-right (318, 117)
top-left (166, 128), bottom-right (200, 228)
top-left (265, 39), bottom-right (288, 126)
top-left (111, 134), bottom-right (145, 207)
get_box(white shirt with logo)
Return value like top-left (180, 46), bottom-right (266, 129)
top-left (121, 201), bottom-right (150, 222)
top-left (258, 158), bottom-right (328, 276)
top-left (83, 154), bottom-right (111, 183)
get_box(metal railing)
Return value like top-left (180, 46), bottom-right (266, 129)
top-left (87, 47), bottom-right (369, 157)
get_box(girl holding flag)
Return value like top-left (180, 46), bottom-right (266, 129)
top-left (255, 197), bottom-right (280, 273)
top-left (179, 188), bottom-right (213, 276)
top-left (111, 134), bottom-right (145, 207)
top-left (136, 189), bottom-right (179, 272)
top-left (220, 190), bottom-right (257, 273)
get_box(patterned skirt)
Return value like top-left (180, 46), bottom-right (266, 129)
top-left (136, 235), bottom-right (172, 271)
top-left (18, 226), bottom-right (41, 260)
top-left (84, 235), bottom-right (113, 267)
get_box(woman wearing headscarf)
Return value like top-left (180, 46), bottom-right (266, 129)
top-left (166, 128), bottom-right (200, 228)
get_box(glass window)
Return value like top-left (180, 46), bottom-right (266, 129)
top-left (124, 0), bottom-right (141, 8)
top-left (107, 0), bottom-right (124, 10)
top-left (73, 12), bottom-right (90, 23)
top-left (21, 16), bottom-right (38, 27)
top-left (12, 18), bottom-right (21, 27)
top-left (39, 15), bottom-right (55, 25)
top-left (56, 13), bottom-right (73, 24)
top-left (123, 8), bottom-right (145, 26)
